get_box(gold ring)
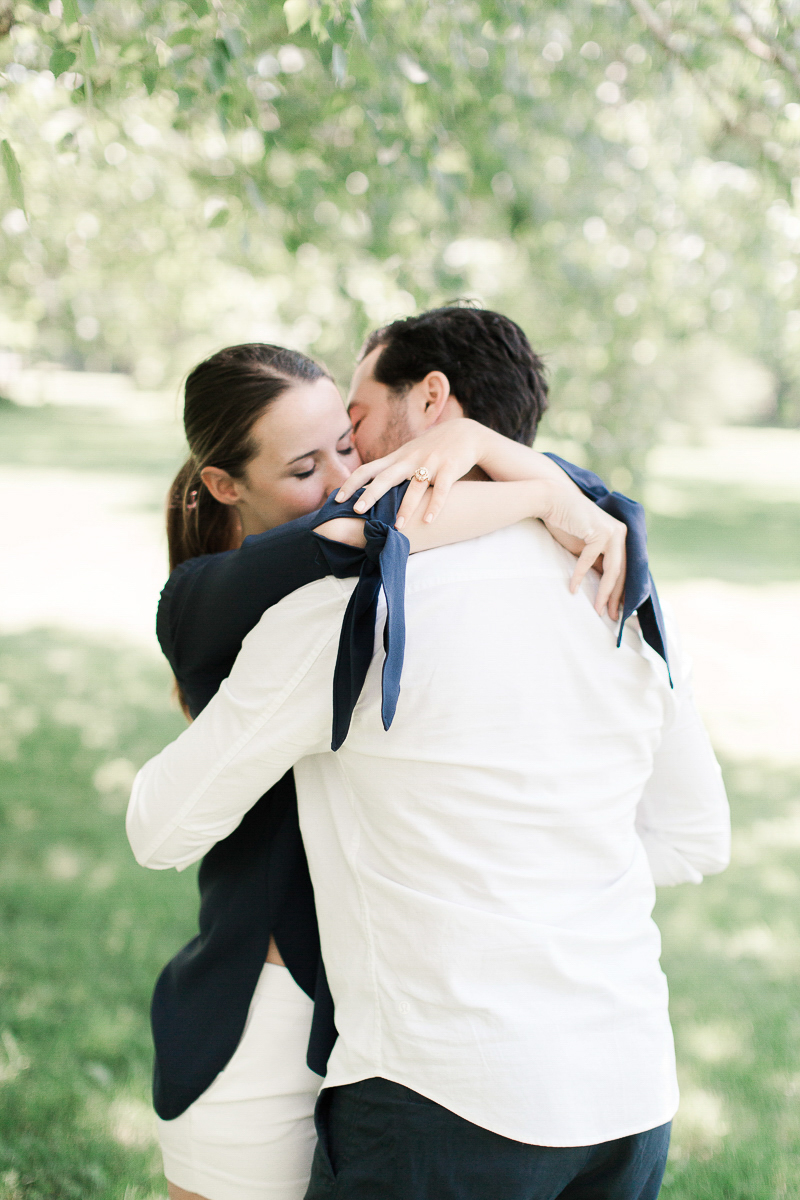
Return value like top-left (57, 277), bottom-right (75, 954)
top-left (413, 467), bottom-right (431, 485)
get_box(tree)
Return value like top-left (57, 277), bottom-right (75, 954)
top-left (2, 1), bottom-right (798, 480)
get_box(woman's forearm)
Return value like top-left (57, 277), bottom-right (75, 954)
top-left (403, 480), bottom-right (554, 552)
top-left (316, 480), bottom-right (559, 554)
top-left (473, 425), bottom-right (572, 486)
top-left (317, 473), bottom-right (626, 616)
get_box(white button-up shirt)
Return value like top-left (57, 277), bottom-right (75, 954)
top-left (128, 521), bottom-right (730, 1147)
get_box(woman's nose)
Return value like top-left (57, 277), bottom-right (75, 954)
top-left (326, 456), bottom-right (355, 490)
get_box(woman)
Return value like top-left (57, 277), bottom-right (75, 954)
top-left (137, 342), bottom-right (628, 1200)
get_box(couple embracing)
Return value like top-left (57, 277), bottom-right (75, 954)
top-left (128, 305), bottom-right (730, 1200)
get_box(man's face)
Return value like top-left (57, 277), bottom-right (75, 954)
top-left (347, 346), bottom-right (417, 463)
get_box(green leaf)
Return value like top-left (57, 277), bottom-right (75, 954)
top-left (167, 27), bottom-right (195, 47)
top-left (223, 28), bottom-right (245, 58)
top-left (284, 0), bottom-right (310, 35)
top-left (49, 47), bottom-right (77, 76)
top-left (1, 139), bottom-right (25, 215)
top-left (81, 29), bottom-right (98, 69)
top-left (208, 41), bottom-right (230, 90)
top-left (176, 86), bottom-right (197, 110)
top-left (62, 0), bottom-right (80, 22)
top-left (217, 90), bottom-right (234, 128)
top-left (186, 0), bottom-right (209, 14)
top-left (77, 0), bottom-right (94, 12)
top-left (142, 67), bottom-right (158, 95)
top-left (208, 207), bottom-right (229, 228)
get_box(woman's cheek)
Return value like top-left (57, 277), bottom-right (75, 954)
top-left (292, 477), bottom-right (330, 518)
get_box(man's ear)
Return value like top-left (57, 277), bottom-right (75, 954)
top-left (416, 371), bottom-right (452, 428)
top-left (200, 465), bottom-right (241, 507)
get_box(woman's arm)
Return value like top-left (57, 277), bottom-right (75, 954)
top-left (335, 418), bottom-right (580, 523)
top-left (318, 477), bottom-right (626, 616)
top-left (331, 418), bottom-right (628, 615)
top-left (158, 509), bottom-right (365, 718)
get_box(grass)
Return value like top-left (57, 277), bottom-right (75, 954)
top-left (1, 632), bottom-right (799, 1198)
top-left (646, 482), bottom-right (800, 585)
top-left (2, 409), bottom-right (799, 1197)
top-left (0, 401), bottom-right (185, 478)
top-left (0, 631), bottom-right (192, 1200)
top-left (656, 760), bottom-right (800, 1198)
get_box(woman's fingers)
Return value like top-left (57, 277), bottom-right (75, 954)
top-left (568, 521), bottom-right (627, 620)
top-left (335, 457), bottom-right (392, 502)
top-left (594, 537), bottom-right (625, 616)
top-left (352, 461), bottom-right (419, 512)
top-left (606, 555), bottom-right (627, 622)
top-left (394, 476), bottom-right (435, 528)
top-left (569, 539), bottom-right (602, 595)
top-left (421, 469), bottom-right (459, 524)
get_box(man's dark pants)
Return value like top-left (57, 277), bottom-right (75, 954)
top-left (305, 1078), bottom-right (671, 1200)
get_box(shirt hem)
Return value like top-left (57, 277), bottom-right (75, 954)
top-left (320, 1068), bottom-right (679, 1148)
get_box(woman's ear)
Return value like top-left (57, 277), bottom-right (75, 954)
top-left (200, 466), bottom-right (241, 507)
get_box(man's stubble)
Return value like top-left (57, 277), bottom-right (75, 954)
top-left (356, 397), bottom-right (415, 464)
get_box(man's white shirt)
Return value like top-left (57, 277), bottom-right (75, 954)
top-left (128, 520), bottom-right (730, 1147)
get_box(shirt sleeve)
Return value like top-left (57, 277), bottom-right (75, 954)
top-left (158, 488), bottom-right (408, 719)
top-left (635, 607), bottom-right (731, 886)
top-left (127, 576), bottom-right (356, 871)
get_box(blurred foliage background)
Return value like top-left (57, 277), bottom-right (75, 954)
top-left (2, 0), bottom-right (800, 482)
top-left (2, 4), bottom-right (800, 1199)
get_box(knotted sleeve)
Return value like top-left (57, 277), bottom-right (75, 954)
top-left (544, 453), bottom-right (671, 683)
top-left (310, 485), bottom-right (411, 750)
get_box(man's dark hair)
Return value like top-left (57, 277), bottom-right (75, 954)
top-left (361, 304), bottom-right (548, 445)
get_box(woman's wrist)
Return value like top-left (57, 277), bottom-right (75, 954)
top-left (525, 478), bottom-right (558, 522)
top-left (473, 425), bottom-right (564, 485)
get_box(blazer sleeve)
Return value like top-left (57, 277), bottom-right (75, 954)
top-left (128, 577), bottom-right (354, 870)
top-left (157, 500), bottom-right (375, 718)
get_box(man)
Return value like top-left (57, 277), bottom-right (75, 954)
top-left (132, 308), bottom-right (730, 1199)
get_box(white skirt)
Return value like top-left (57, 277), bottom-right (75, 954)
top-left (156, 963), bottom-right (322, 1200)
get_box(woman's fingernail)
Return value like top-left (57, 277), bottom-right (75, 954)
top-left (395, 517), bottom-right (405, 530)
top-left (336, 491), bottom-right (345, 502)
top-left (424, 513), bottom-right (433, 523)
top-left (354, 500), bottom-right (366, 512)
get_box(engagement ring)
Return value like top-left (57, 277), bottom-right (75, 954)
top-left (413, 467), bottom-right (431, 485)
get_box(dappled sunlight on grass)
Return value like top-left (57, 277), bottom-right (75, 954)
top-left (0, 630), bottom-right (189, 1199)
top-left (657, 760), bottom-right (800, 1198)
top-left (0, 628), bottom-right (798, 1195)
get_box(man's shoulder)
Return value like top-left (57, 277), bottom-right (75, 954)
top-left (253, 573), bottom-right (357, 624)
top-left (229, 574), bottom-right (357, 692)
top-left (406, 519), bottom-right (572, 585)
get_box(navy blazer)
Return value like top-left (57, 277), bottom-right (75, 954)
top-left (151, 462), bottom-right (667, 1121)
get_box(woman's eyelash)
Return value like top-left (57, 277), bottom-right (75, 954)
top-left (294, 467), bottom-right (315, 480)
top-left (339, 446), bottom-right (355, 455)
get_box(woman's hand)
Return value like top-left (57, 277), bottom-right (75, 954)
top-left (337, 417), bottom-right (628, 618)
top-left (541, 482), bottom-right (627, 620)
top-left (336, 419), bottom-right (489, 528)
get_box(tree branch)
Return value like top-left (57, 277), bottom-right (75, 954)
top-left (626, 0), bottom-right (741, 130)
top-left (734, 0), bottom-right (800, 95)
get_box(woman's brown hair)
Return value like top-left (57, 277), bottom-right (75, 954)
top-left (167, 343), bottom-right (330, 571)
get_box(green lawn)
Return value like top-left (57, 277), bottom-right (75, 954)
top-left (0, 400), bottom-right (184, 479)
top-left (647, 482), bottom-right (800, 585)
top-left (1, 403), bottom-right (799, 1198)
top-left (0, 632), bottom-right (191, 1200)
top-left (1, 638), bottom-right (799, 1198)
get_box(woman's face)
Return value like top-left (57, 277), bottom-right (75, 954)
top-left (224, 376), bottom-right (360, 536)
